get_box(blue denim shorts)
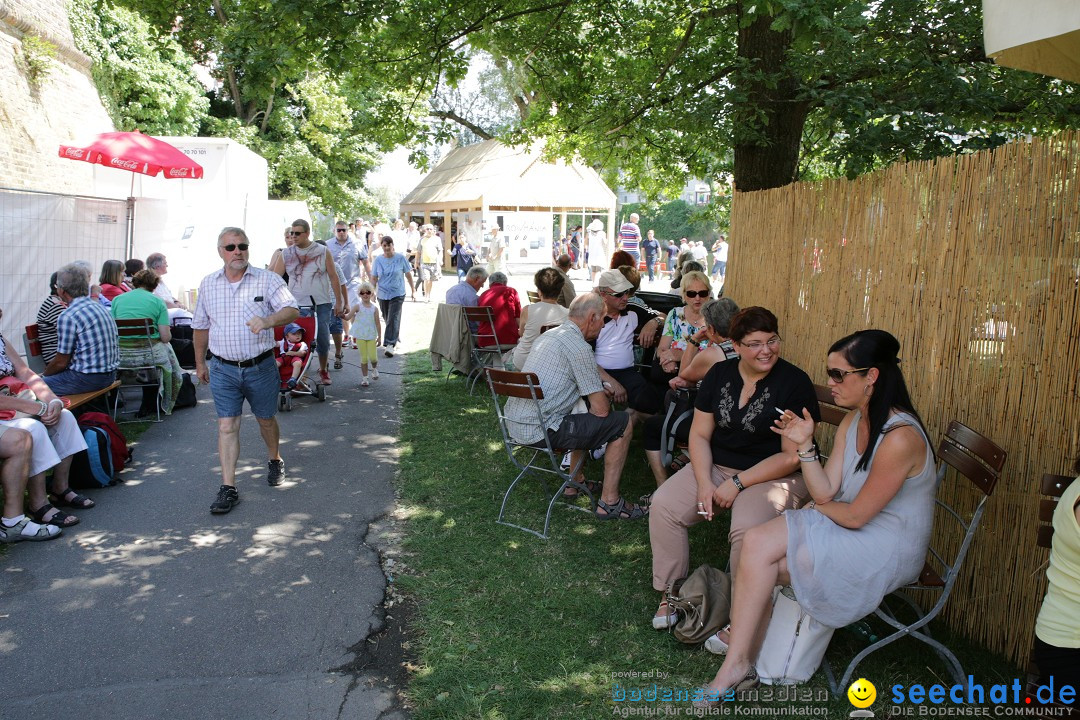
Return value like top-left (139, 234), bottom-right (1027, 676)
top-left (208, 354), bottom-right (279, 419)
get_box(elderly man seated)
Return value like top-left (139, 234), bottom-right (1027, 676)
top-left (445, 266), bottom-right (489, 307)
top-left (504, 294), bottom-right (646, 521)
top-left (43, 263), bottom-right (120, 395)
top-left (477, 271), bottom-right (521, 347)
top-left (594, 270), bottom-right (662, 420)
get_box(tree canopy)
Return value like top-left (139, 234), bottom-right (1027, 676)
top-left (97, 0), bottom-right (1080, 213)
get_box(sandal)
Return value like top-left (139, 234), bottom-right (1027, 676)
top-left (28, 503), bottom-right (79, 528)
top-left (334, 353), bottom-right (344, 370)
top-left (49, 488), bottom-right (96, 509)
top-left (704, 624), bottom-right (732, 655)
top-left (638, 491), bottom-right (654, 508)
top-left (0, 516), bottom-right (62, 543)
top-left (562, 478), bottom-right (601, 500)
top-left (669, 451), bottom-right (690, 472)
top-left (594, 496), bottom-right (648, 521)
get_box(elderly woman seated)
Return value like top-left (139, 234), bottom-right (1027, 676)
top-left (36, 272), bottom-right (66, 365)
top-left (0, 319), bottom-right (93, 532)
top-left (648, 307), bottom-right (819, 632)
top-left (513, 268), bottom-right (568, 370)
top-left (693, 329), bottom-right (936, 705)
top-left (477, 271), bottom-right (521, 347)
top-left (110, 269), bottom-right (183, 415)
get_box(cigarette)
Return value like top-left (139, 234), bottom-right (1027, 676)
top-left (775, 407), bottom-right (786, 416)
top-left (697, 510), bottom-right (709, 517)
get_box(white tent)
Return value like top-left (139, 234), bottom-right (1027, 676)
top-left (984, 0), bottom-right (1080, 84)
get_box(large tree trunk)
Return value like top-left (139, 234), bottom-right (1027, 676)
top-left (732, 12), bottom-right (810, 192)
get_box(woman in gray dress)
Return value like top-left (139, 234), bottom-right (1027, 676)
top-left (694, 329), bottom-right (936, 704)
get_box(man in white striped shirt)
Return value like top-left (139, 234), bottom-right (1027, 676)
top-left (193, 228), bottom-right (299, 514)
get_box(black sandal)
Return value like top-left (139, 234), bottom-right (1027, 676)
top-left (594, 496), bottom-right (648, 521)
top-left (28, 503), bottom-right (79, 527)
top-left (562, 478), bottom-right (601, 500)
top-left (50, 488), bottom-right (96, 509)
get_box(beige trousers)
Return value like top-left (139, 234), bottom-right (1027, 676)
top-left (649, 462), bottom-right (808, 592)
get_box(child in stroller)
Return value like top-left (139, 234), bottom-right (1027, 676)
top-left (276, 322), bottom-right (310, 390)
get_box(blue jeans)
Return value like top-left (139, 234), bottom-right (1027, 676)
top-left (43, 369), bottom-right (115, 395)
top-left (208, 355), bottom-right (279, 419)
top-left (379, 295), bottom-right (404, 347)
top-left (299, 304), bottom-right (332, 358)
top-left (645, 256), bottom-right (657, 281)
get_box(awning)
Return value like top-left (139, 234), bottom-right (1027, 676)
top-left (984, 0), bottom-right (1080, 84)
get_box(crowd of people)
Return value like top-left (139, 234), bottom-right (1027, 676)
top-left (474, 230), bottom-right (961, 704)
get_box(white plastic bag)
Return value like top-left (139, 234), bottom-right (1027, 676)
top-left (755, 586), bottom-right (835, 685)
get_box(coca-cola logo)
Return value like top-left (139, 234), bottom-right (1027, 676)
top-left (110, 157), bottom-right (139, 170)
top-left (168, 168), bottom-right (190, 177)
top-left (63, 148), bottom-right (85, 158)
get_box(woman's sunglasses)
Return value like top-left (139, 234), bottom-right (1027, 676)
top-left (825, 367), bottom-right (870, 383)
top-left (684, 290), bottom-right (710, 299)
top-left (359, 290), bottom-right (372, 295)
top-left (222, 243), bottom-right (249, 251)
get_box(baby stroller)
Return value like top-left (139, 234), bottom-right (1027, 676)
top-left (274, 314), bottom-right (325, 411)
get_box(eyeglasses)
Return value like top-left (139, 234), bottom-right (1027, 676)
top-left (221, 243), bottom-right (249, 252)
top-left (825, 366), bottom-right (870, 383)
top-left (287, 231), bottom-right (304, 237)
top-left (359, 290), bottom-right (372, 295)
top-left (739, 336), bottom-right (782, 351)
top-left (336, 228), bottom-right (348, 233)
top-left (684, 290), bottom-right (710, 299)
top-left (602, 288), bottom-right (631, 299)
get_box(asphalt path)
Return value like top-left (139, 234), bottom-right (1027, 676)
top-left (0, 327), bottom-right (414, 720)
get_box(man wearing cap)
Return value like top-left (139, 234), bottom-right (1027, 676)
top-left (594, 269), bottom-right (661, 422)
top-left (505, 293), bottom-right (646, 521)
top-left (193, 227), bottom-right (299, 514)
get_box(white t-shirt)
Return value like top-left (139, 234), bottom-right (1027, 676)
top-left (153, 281), bottom-right (176, 304)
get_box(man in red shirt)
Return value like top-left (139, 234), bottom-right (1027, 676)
top-left (477, 271), bottom-right (521, 347)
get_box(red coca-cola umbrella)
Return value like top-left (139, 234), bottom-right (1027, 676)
top-left (58, 130), bottom-right (204, 179)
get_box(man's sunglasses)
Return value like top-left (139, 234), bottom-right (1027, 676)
top-left (684, 290), bottom-right (709, 299)
top-left (287, 230), bottom-right (304, 237)
top-left (221, 243), bottom-right (249, 251)
top-left (336, 228), bottom-right (348, 233)
top-left (603, 288), bottom-right (631, 298)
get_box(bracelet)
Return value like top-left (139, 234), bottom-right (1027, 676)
top-left (796, 446), bottom-right (817, 458)
top-left (36, 400), bottom-right (48, 417)
top-left (799, 455), bottom-right (820, 463)
top-left (731, 473), bottom-right (745, 492)
top-left (687, 338), bottom-right (700, 348)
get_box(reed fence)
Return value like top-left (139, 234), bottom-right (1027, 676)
top-left (726, 130), bottom-right (1080, 666)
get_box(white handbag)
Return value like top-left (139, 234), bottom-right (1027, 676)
top-left (755, 586), bottom-right (835, 685)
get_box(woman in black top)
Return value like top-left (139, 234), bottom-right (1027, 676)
top-left (648, 307), bottom-right (819, 631)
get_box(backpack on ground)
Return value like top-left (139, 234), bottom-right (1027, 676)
top-left (79, 412), bottom-right (131, 474)
top-left (69, 426), bottom-right (115, 488)
top-left (174, 372), bottom-right (197, 409)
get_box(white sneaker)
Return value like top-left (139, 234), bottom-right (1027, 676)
top-left (371, 367), bottom-right (379, 380)
top-left (590, 443), bottom-right (607, 460)
top-left (384, 345), bottom-right (395, 358)
top-left (560, 451), bottom-right (572, 470)
top-left (361, 378), bottom-right (369, 387)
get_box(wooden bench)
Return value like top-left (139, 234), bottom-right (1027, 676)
top-left (63, 380), bottom-right (121, 413)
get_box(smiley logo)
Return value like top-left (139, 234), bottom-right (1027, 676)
top-left (847, 678), bottom-right (876, 708)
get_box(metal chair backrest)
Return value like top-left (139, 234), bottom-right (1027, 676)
top-left (813, 384), bottom-right (847, 427)
top-left (22, 324), bottom-right (45, 374)
top-left (918, 420), bottom-right (1007, 587)
top-left (115, 317), bottom-right (157, 352)
top-left (1037, 473), bottom-right (1075, 549)
top-left (463, 305), bottom-right (506, 346)
top-left (527, 290), bottom-right (540, 304)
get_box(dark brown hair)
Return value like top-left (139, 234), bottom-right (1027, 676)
top-left (728, 306), bottom-right (779, 342)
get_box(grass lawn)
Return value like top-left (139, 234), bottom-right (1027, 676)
top-left (395, 353), bottom-right (1019, 719)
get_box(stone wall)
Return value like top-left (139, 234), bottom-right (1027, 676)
top-left (0, 0), bottom-right (115, 195)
